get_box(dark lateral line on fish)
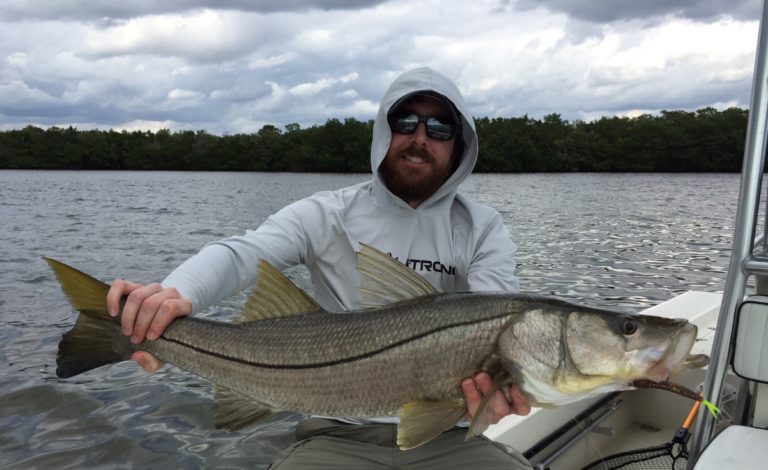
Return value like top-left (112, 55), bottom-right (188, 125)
top-left (161, 315), bottom-right (505, 370)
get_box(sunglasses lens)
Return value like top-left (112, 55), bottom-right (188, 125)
top-left (392, 114), bottom-right (419, 134)
top-left (390, 113), bottom-right (456, 140)
top-left (426, 117), bottom-right (455, 140)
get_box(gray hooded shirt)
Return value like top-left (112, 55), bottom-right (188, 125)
top-left (163, 67), bottom-right (519, 313)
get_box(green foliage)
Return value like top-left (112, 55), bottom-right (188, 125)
top-left (474, 108), bottom-right (748, 172)
top-left (0, 108), bottom-right (749, 172)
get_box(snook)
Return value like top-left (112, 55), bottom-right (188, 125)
top-left (46, 245), bottom-right (708, 450)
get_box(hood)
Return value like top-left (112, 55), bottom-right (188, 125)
top-left (371, 67), bottom-right (478, 209)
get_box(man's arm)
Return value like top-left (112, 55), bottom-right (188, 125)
top-left (105, 198), bottom-right (320, 372)
top-left (466, 209), bottom-right (519, 292)
top-left (106, 223), bottom-right (302, 350)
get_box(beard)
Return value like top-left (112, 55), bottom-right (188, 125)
top-left (379, 145), bottom-right (453, 206)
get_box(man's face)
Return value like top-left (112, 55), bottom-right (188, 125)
top-left (380, 95), bottom-right (458, 208)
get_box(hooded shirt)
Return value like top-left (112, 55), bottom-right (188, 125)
top-left (162, 67), bottom-right (519, 313)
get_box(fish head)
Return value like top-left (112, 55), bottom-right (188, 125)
top-left (563, 311), bottom-right (706, 385)
top-left (497, 305), bottom-right (709, 405)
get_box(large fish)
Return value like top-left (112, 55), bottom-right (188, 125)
top-left (45, 245), bottom-right (708, 450)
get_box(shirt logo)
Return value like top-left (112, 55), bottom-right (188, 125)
top-left (386, 252), bottom-right (456, 276)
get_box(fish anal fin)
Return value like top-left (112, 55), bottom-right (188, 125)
top-left (396, 399), bottom-right (466, 450)
top-left (241, 260), bottom-right (321, 321)
top-left (357, 244), bottom-right (438, 309)
top-left (214, 386), bottom-right (274, 430)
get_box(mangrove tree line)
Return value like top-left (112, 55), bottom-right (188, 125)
top-left (0, 107), bottom-right (748, 172)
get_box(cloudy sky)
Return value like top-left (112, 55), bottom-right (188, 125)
top-left (0, 0), bottom-right (762, 134)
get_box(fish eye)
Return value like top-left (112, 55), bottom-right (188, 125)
top-left (618, 316), bottom-right (638, 336)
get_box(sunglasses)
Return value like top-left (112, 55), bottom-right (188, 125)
top-left (388, 112), bottom-right (458, 141)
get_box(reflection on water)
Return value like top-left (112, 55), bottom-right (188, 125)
top-left (0, 171), bottom-right (739, 468)
top-left (462, 173), bottom-right (736, 310)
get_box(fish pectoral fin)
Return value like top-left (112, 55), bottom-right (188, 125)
top-left (356, 244), bottom-right (438, 309)
top-left (240, 260), bottom-right (322, 321)
top-left (396, 399), bottom-right (466, 450)
top-left (466, 371), bottom-right (509, 439)
top-left (214, 386), bottom-right (273, 431)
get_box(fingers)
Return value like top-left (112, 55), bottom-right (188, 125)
top-left (131, 351), bottom-right (165, 373)
top-left (107, 279), bottom-right (142, 316)
top-left (473, 371), bottom-right (494, 392)
top-left (508, 384), bottom-right (532, 416)
top-left (462, 377), bottom-right (482, 418)
top-left (108, 279), bottom-right (192, 344)
top-left (463, 372), bottom-right (509, 421)
top-left (120, 283), bottom-right (165, 340)
top-left (129, 288), bottom-right (191, 343)
top-left (108, 279), bottom-right (191, 376)
top-left (147, 297), bottom-right (193, 340)
top-left (462, 372), bottom-right (531, 423)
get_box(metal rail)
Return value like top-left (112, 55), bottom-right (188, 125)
top-left (687, 0), bottom-right (768, 465)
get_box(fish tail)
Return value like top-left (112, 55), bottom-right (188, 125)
top-left (44, 257), bottom-right (133, 378)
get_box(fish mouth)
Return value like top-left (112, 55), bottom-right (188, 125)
top-left (647, 324), bottom-right (705, 381)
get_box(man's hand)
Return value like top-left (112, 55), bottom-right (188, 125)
top-left (462, 372), bottom-right (531, 423)
top-left (107, 279), bottom-right (192, 373)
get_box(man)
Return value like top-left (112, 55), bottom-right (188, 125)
top-left (108, 67), bottom-right (533, 469)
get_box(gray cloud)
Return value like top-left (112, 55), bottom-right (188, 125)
top-left (0, 0), bottom-right (388, 22)
top-left (513, 0), bottom-right (761, 23)
top-left (0, 0), bottom-right (759, 133)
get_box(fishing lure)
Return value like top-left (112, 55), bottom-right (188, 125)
top-left (632, 379), bottom-right (721, 418)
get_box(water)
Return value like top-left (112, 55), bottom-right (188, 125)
top-left (0, 171), bottom-right (740, 468)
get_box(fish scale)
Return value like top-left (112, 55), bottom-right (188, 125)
top-left (143, 298), bottom-right (513, 416)
top-left (156, 293), bottom-right (517, 366)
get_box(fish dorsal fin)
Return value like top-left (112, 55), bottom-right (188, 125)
top-left (43, 257), bottom-right (113, 318)
top-left (214, 386), bottom-right (273, 430)
top-left (241, 260), bottom-right (321, 321)
top-left (357, 244), bottom-right (438, 309)
top-left (397, 399), bottom-right (466, 450)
